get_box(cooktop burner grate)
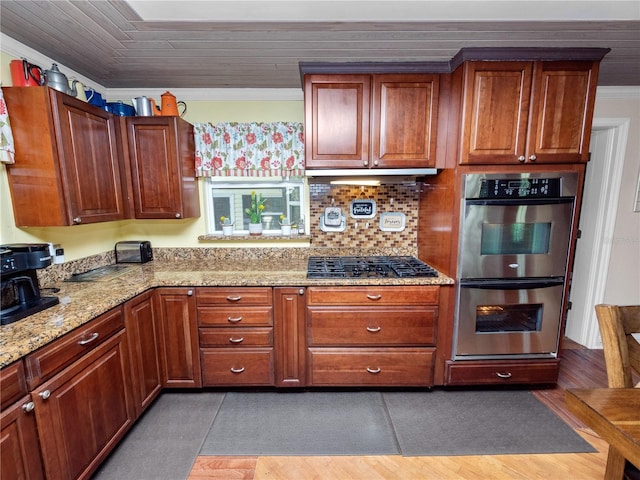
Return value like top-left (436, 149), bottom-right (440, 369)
top-left (307, 256), bottom-right (438, 279)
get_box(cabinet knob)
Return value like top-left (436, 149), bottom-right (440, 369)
top-left (230, 367), bottom-right (245, 374)
top-left (373, 160), bottom-right (379, 167)
top-left (175, 213), bottom-right (181, 218)
top-left (363, 160), bottom-right (369, 167)
top-left (187, 289), bottom-right (194, 296)
top-left (39, 390), bottom-right (51, 400)
top-left (73, 217), bottom-right (82, 224)
top-left (22, 401), bottom-right (35, 413)
top-left (366, 326), bottom-right (381, 333)
top-left (229, 337), bottom-right (244, 343)
top-left (517, 156), bottom-right (526, 163)
top-left (496, 371), bottom-right (513, 379)
top-left (528, 154), bottom-right (537, 162)
top-left (366, 367), bottom-right (381, 374)
top-left (298, 288), bottom-right (305, 295)
top-left (366, 294), bottom-right (382, 301)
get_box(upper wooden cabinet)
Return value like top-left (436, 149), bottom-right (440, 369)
top-left (304, 73), bottom-right (439, 169)
top-left (121, 116), bottom-right (200, 219)
top-left (458, 60), bottom-right (599, 165)
top-left (3, 86), bottom-right (127, 226)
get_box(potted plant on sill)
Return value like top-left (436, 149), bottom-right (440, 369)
top-left (279, 215), bottom-right (292, 235)
top-left (245, 191), bottom-right (266, 235)
top-left (220, 216), bottom-right (234, 236)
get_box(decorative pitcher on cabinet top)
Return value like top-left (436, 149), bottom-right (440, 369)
top-left (154, 91), bottom-right (187, 117)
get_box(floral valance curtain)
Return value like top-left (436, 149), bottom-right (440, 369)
top-left (194, 122), bottom-right (305, 177)
top-left (0, 88), bottom-right (16, 164)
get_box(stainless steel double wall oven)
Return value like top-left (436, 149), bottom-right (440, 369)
top-left (453, 172), bottom-right (578, 360)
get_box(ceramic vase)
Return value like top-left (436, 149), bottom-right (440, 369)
top-left (280, 225), bottom-right (292, 235)
top-left (248, 222), bottom-right (263, 235)
top-left (222, 225), bottom-right (234, 236)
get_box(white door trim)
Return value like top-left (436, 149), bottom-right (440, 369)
top-left (571, 117), bottom-right (629, 348)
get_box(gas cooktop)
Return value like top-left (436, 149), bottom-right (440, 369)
top-left (307, 256), bottom-right (438, 279)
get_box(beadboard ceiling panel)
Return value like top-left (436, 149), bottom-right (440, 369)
top-left (1, 1), bottom-right (638, 88)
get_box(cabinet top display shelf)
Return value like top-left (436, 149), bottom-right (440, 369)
top-left (299, 47), bottom-right (611, 78)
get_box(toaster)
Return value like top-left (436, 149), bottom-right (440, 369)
top-left (115, 241), bottom-right (153, 264)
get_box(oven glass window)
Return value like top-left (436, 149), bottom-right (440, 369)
top-left (481, 222), bottom-right (551, 255)
top-left (475, 304), bottom-right (543, 333)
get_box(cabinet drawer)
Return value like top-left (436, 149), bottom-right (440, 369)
top-left (307, 286), bottom-right (438, 306)
top-left (308, 348), bottom-right (434, 386)
top-left (201, 348), bottom-right (274, 386)
top-left (25, 307), bottom-right (125, 389)
top-left (308, 307), bottom-right (436, 346)
top-left (445, 360), bottom-right (560, 386)
top-left (0, 361), bottom-right (28, 410)
top-left (199, 327), bottom-right (273, 347)
top-left (198, 306), bottom-right (273, 326)
top-left (197, 287), bottom-right (272, 305)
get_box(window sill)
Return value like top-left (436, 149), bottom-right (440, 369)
top-left (198, 233), bottom-right (311, 242)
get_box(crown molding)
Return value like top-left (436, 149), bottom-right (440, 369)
top-left (596, 86), bottom-right (640, 99)
top-left (105, 88), bottom-right (303, 102)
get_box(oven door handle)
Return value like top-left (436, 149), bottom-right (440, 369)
top-left (465, 197), bottom-right (574, 206)
top-left (459, 277), bottom-right (564, 289)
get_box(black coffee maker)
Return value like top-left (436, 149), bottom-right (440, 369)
top-left (1, 243), bottom-right (59, 325)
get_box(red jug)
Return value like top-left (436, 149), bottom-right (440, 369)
top-left (10, 59), bottom-right (44, 87)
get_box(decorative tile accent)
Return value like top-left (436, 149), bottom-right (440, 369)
top-left (309, 183), bottom-right (420, 256)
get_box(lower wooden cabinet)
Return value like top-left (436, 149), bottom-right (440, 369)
top-left (197, 287), bottom-right (274, 387)
top-left (124, 290), bottom-right (162, 416)
top-left (309, 348), bottom-right (435, 386)
top-left (444, 359), bottom-right (560, 386)
top-left (306, 286), bottom-right (438, 386)
top-left (155, 288), bottom-right (202, 388)
top-left (1, 361), bottom-right (45, 480)
top-left (31, 329), bottom-right (135, 480)
top-left (274, 287), bottom-right (307, 387)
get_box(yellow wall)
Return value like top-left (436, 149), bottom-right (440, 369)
top-left (1, 50), bottom-right (304, 260)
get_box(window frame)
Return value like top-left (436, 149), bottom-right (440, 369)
top-left (204, 177), bottom-right (307, 235)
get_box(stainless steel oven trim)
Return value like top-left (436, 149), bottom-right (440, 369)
top-left (452, 280), bottom-right (565, 360)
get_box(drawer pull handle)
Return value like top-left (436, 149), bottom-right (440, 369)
top-left (366, 294), bottom-right (382, 301)
top-left (366, 326), bottom-right (381, 333)
top-left (367, 367), bottom-right (381, 374)
top-left (39, 390), bottom-right (51, 400)
top-left (229, 337), bottom-right (244, 343)
top-left (78, 332), bottom-right (99, 346)
top-left (496, 371), bottom-right (512, 379)
top-left (226, 296), bottom-right (242, 302)
top-left (227, 316), bottom-right (243, 323)
top-left (22, 401), bottom-right (35, 413)
top-left (230, 367), bottom-right (245, 374)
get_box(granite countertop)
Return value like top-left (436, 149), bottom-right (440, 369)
top-left (0, 258), bottom-right (453, 369)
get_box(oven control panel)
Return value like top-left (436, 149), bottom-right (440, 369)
top-left (478, 178), bottom-right (562, 198)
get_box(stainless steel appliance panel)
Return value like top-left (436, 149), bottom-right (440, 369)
top-left (459, 199), bottom-right (574, 278)
top-left (454, 280), bottom-right (564, 358)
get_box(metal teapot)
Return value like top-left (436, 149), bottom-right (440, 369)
top-left (44, 64), bottom-right (78, 97)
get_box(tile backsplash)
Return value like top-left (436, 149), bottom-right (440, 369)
top-left (309, 183), bottom-right (420, 255)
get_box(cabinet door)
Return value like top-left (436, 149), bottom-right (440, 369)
top-left (32, 331), bottom-right (134, 480)
top-left (155, 288), bottom-right (202, 388)
top-left (372, 74), bottom-right (439, 167)
top-left (54, 92), bottom-right (127, 224)
top-left (3, 87), bottom-right (128, 226)
top-left (125, 117), bottom-right (200, 219)
top-left (526, 61), bottom-right (598, 164)
top-left (124, 290), bottom-right (162, 417)
top-left (304, 74), bottom-right (371, 168)
top-left (460, 62), bottom-right (533, 165)
top-left (1, 395), bottom-right (45, 480)
top-left (273, 287), bottom-right (307, 387)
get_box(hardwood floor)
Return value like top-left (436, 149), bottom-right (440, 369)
top-left (187, 339), bottom-right (610, 480)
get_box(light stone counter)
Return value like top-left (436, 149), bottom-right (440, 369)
top-left (0, 256), bottom-right (453, 369)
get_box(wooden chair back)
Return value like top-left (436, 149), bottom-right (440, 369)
top-left (594, 304), bottom-right (640, 388)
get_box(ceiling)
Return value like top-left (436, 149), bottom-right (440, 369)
top-left (1, 1), bottom-right (639, 89)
